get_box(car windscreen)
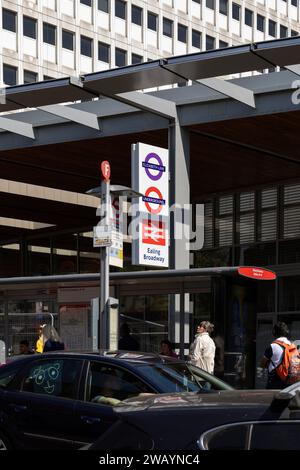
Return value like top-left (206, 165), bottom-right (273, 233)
top-left (137, 363), bottom-right (202, 393)
top-left (187, 365), bottom-right (234, 391)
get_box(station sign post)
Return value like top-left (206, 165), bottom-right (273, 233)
top-left (131, 143), bottom-right (169, 268)
top-left (99, 161), bottom-right (111, 350)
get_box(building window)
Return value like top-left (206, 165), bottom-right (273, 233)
top-left (192, 29), bottom-right (201, 48)
top-left (115, 48), bottom-right (126, 67)
top-left (3, 9), bottom-right (16, 33)
top-left (269, 19), bottom-right (276, 38)
top-left (115, 0), bottom-right (126, 19)
top-left (291, 30), bottom-right (298, 37)
top-left (3, 64), bottom-right (17, 86)
top-left (24, 70), bottom-right (38, 84)
top-left (147, 12), bottom-right (157, 31)
top-left (239, 192), bottom-right (255, 244)
top-left (219, 40), bottom-right (228, 48)
top-left (98, 42), bottom-right (110, 62)
top-left (192, 0), bottom-right (200, 3)
top-left (43, 23), bottom-right (56, 45)
top-left (80, 35), bottom-right (92, 57)
top-left (280, 25), bottom-right (288, 38)
top-left (292, 0), bottom-right (298, 6)
top-left (257, 15), bottom-right (265, 33)
top-left (62, 30), bottom-right (74, 51)
top-left (219, 0), bottom-right (228, 15)
top-left (23, 16), bottom-right (36, 39)
top-left (245, 9), bottom-right (253, 27)
top-left (206, 0), bottom-right (215, 9)
top-left (132, 5), bottom-right (142, 26)
top-left (44, 75), bottom-right (54, 80)
top-left (80, 0), bottom-right (92, 5)
top-left (132, 53), bottom-right (143, 64)
top-left (163, 18), bottom-right (173, 38)
top-left (98, 0), bottom-right (109, 12)
top-left (178, 24), bottom-right (187, 43)
top-left (232, 3), bottom-right (240, 21)
top-left (206, 35), bottom-right (215, 50)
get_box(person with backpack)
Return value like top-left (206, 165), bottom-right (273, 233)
top-left (261, 321), bottom-right (300, 389)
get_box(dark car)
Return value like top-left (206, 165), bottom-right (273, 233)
top-left (0, 351), bottom-right (232, 449)
top-left (84, 382), bottom-right (300, 450)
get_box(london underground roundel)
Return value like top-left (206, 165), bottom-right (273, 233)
top-left (238, 267), bottom-right (276, 281)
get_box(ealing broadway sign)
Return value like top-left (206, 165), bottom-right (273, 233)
top-left (131, 143), bottom-right (169, 267)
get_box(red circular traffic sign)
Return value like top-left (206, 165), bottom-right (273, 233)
top-left (101, 161), bottom-right (111, 181)
top-left (238, 267), bottom-right (276, 281)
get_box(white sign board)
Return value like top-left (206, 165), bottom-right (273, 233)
top-left (131, 142), bottom-right (169, 267)
top-left (109, 196), bottom-right (123, 268)
top-left (93, 225), bottom-right (112, 247)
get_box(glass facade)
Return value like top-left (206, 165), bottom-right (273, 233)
top-left (195, 182), bottom-right (300, 388)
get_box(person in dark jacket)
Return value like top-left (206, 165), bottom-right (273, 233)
top-left (118, 323), bottom-right (139, 351)
top-left (42, 325), bottom-right (65, 352)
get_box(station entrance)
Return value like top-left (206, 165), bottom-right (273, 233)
top-left (0, 267), bottom-right (273, 389)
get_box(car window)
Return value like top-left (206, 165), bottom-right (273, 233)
top-left (138, 363), bottom-right (202, 393)
top-left (86, 362), bottom-right (154, 403)
top-left (250, 422), bottom-right (300, 450)
top-left (200, 424), bottom-right (249, 450)
top-left (21, 359), bottom-right (82, 399)
top-left (0, 364), bottom-right (20, 388)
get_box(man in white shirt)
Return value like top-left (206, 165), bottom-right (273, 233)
top-left (260, 321), bottom-right (291, 389)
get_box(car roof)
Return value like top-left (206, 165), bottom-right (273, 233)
top-left (3, 350), bottom-right (185, 367)
top-left (114, 389), bottom-right (278, 414)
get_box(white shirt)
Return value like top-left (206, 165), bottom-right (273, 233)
top-left (190, 332), bottom-right (216, 374)
top-left (266, 336), bottom-right (291, 373)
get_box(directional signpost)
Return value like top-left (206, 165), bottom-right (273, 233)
top-left (89, 162), bottom-right (142, 351)
top-left (99, 160), bottom-right (111, 350)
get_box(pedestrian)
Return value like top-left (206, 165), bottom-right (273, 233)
top-left (190, 321), bottom-right (216, 374)
top-left (160, 339), bottom-right (178, 358)
top-left (42, 325), bottom-right (65, 352)
top-left (35, 324), bottom-right (46, 353)
top-left (19, 339), bottom-right (34, 355)
top-left (261, 321), bottom-right (294, 389)
top-left (118, 323), bottom-right (139, 351)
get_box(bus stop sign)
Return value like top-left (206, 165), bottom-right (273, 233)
top-left (101, 161), bottom-right (110, 181)
top-left (238, 266), bottom-right (276, 281)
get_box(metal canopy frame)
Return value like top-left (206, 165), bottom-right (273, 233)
top-left (0, 266), bottom-right (252, 287)
top-left (0, 37), bottom-right (300, 137)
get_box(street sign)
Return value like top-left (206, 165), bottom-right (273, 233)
top-left (93, 225), bottom-right (112, 247)
top-left (238, 266), bottom-right (276, 280)
top-left (101, 161), bottom-right (111, 181)
top-left (131, 143), bottom-right (169, 268)
top-left (109, 195), bottom-right (123, 268)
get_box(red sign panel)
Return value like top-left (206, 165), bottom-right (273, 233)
top-left (101, 161), bottom-right (111, 181)
top-left (238, 267), bottom-right (276, 281)
top-left (142, 220), bottom-right (166, 246)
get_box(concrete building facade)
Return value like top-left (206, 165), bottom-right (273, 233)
top-left (0, 0), bottom-right (299, 86)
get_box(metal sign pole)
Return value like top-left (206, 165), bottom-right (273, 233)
top-left (99, 162), bottom-right (111, 351)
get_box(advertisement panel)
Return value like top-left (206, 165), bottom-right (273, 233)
top-left (132, 143), bottom-right (169, 267)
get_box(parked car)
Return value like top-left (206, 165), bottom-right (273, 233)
top-left (0, 351), bottom-right (232, 449)
top-left (84, 382), bottom-right (300, 450)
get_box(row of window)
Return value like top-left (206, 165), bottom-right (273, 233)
top-left (231, 3), bottom-right (297, 37)
top-left (203, 184), bottom-right (300, 250)
top-left (1, 27), bottom-right (221, 86)
top-left (1, 9), bottom-right (221, 51)
top-left (3, 6), bottom-right (298, 43)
